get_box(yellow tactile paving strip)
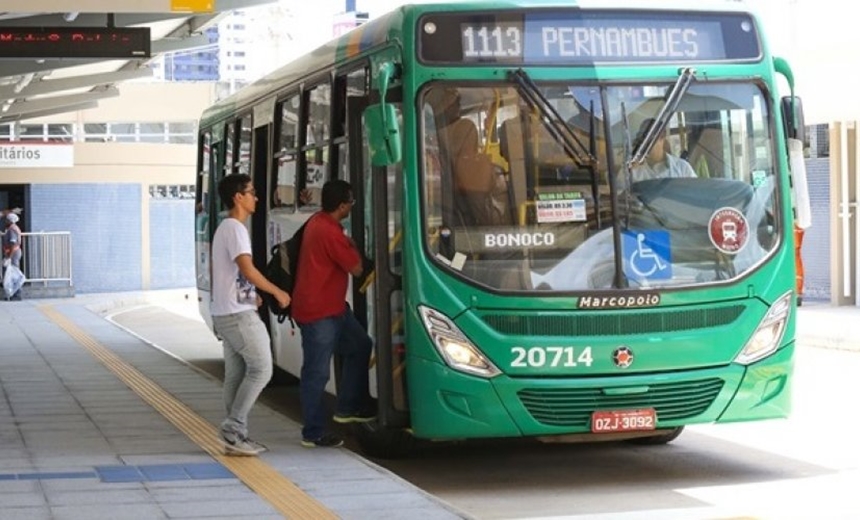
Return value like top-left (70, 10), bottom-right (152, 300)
top-left (41, 305), bottom-right (338, 520)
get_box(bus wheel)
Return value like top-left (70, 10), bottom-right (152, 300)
top-left (627, 426), bottom-right (684, 445)
top-left (354, 421), bottom-right (418, 459)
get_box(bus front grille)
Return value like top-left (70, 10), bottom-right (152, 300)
top-left (517, 378), bottom-right (724, 428)
top-left (481, 305), bottom-right (745, 336)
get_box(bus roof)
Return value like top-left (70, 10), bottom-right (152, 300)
top-left (199, 0), bottom-right (759, 128)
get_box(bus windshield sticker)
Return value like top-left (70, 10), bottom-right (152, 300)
top-left (451, 252), bottom-right (467, 271)
top-left (751, 170), bottom-right (767, 188)
top-left (536, 192), bottom-right (586, 223)
top-left (621, 230), bottom-right (673, 282)
top-left (708, 207), bottom-right (749, 254)
top-left (482, 230), bottom-right (556, 250)
top-left (577, 293), bottom-right (661, 309)
top-left (435, 253), bottom-right (452, 266)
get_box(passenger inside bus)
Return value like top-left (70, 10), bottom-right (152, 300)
top-left (430, 88), bottom-right (501, 227)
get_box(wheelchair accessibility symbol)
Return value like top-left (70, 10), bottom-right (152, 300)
top-left (622, 230), bottom-right (672, 281)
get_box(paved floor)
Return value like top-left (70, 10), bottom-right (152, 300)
top-left (0, 293), bottom-right (467, 520)
top-left (2, 289), bottom-right (852, 520)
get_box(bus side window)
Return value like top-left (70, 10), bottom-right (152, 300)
top-left (274, 95), bottom-right (300, 208)
top-left (303, 83), bottom-right (331, 207)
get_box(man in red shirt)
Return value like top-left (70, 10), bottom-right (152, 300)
top-left (292, 179), bottom-right (375, 448)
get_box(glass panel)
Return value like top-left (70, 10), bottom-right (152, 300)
top-left (19, 124), bottom-right (44, 139)
top-left (47, 124), bottom-right (73, 138)
top-left (110, 123), bottom-right (136, 135)
top-left (196, 133), bottom-right (212, 291)
top-left (390, 290), bottom-right (407, 411)
top-left (306, 84), bottom-right (331, 147)
top-left (278, 95), bottom-right (300, 152)
top-left (84, 123), bottom-right (107, 135)
top-left (168, 122), bottom-right (195, 133)
top-left (387, 107), bottom-right (404, 277)
top-left (139, 122), bottom-right (165, 134)
top-left (225, 122), bottom-right (235, 174)
top-left (604, 82), bottom-right (778, 289)
top-left (347, 68), bottom-right (367, 96)
top-left (168, 135), bottom-right (195, 144)
top-left (336, 142), bottom-right (348, 179)
top-left (303, 148), bottom-right (328, 207)
top-left (420, 82), bottom-right (779, 292)
top-left (237, 114), bottom-right (252, 175)
top-left (274, 152), bottom-right (297, 208)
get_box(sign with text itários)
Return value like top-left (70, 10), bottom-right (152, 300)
top-left (0, 143), bottom-right (74, 168)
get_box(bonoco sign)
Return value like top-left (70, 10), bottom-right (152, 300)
top-left (0, 143), bottom-right (74, 168)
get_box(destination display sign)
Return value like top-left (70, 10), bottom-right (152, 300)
top-left (419, 10), bottom-right (760, 65)
top-left (0, 27), bottom-right (150, 59)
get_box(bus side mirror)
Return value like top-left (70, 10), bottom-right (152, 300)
top-left (364, 103), bottom-right (402, 166)
top-left (781, 95), bottom-right (807, 148)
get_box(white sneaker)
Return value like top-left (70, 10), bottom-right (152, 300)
top-left (244, 438), bottom-right (269, 454)
top-left (220, 433), bottom-right (265, 456)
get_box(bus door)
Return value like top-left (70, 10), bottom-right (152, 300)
top-left (346, 94), bottom-right (409, 428)
top-left (250, 125), bottom-right (269, 278)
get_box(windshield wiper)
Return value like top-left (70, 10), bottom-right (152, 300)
top-left (626, 67), bottom-right (696, 170)
top-left (509, 69), bottom-right (595, 168)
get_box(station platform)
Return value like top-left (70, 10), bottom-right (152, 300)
top-left (0, 292), bottom-right (466, 520)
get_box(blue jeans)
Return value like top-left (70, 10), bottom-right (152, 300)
top-left (299, 309), bottom-right (373, 440)
top-left (212, 310), bottom-right (272, 441)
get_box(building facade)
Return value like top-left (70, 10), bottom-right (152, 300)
top-left (1, 82), bottom-right (216, 294)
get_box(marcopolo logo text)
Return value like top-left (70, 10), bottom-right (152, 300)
top-left (578, 293), bottom-right (661, 309)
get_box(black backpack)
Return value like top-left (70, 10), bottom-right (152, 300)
top-left (264, 222), bottom-right (306, 323)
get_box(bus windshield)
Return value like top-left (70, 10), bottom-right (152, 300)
top-left (421, 81), bottom-right (779, 291)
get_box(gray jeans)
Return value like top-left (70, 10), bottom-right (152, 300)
top-left (212, 310), bottom-right (272, 441)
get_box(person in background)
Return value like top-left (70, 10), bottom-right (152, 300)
top-left (211, 173), bottom-right (290, 456)
top-left (292, 179), bottom-right (375, 448)
top-left (622, 118), bottom-right (696, 189)
top-left (2, 212), bottom-right (23, 301)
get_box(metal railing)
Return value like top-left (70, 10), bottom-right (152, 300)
top-left (20, 231), bottom-right (73, 286)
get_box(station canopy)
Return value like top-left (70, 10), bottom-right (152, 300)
top-left (0, 0), bottom-right (275, 124)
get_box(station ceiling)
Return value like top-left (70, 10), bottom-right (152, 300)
top-left (0, 0), bottom-right (275, 124)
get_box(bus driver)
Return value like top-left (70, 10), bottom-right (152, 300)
top-left (622, 118), bottom-right (696, 190)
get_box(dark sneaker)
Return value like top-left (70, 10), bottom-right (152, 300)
top-left (333, 410), bottom-right (377, 424)
top-left (301, 433), bottom-right (344, 448)
top-left (220, 433), bottom-right (265, 456)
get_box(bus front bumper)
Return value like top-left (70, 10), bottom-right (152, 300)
top-left (406, 343), bottom-right (793, 440)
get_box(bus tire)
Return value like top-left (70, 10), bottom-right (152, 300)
top-left (354, 421), bottom-right (418, 459)
top-left (627, 426), bottom-right (684, 445)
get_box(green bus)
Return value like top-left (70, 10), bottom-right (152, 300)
top-left (195, 1), bottom-right (808, 457)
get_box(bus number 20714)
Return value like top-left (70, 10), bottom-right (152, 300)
top-left (510, 346), bottom-right (593, 368)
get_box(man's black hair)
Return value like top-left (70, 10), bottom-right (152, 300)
top-left (321, 179), bottom-right (353, 212)
top-left (218, 173), bottom-right (252, 209)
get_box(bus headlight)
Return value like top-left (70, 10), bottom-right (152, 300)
top-left (419, 305), bottom-right (501, 378)
top-left (736, 291), bottom-right (793, 365)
